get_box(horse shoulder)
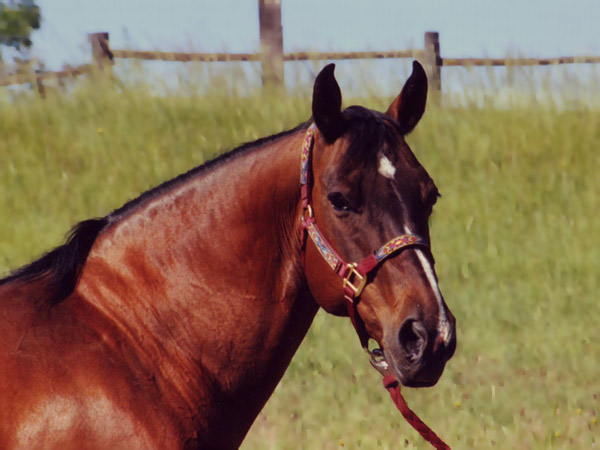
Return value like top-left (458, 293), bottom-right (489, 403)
top-left (10, 392), bottom-right (169, 449)
top-left (0, 288), bottom-right (182, 449)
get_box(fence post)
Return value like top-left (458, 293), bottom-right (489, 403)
top-left (88, 32), bottom-right (114, 72)
top-left (424, 31), bottom-right (441, 96)
top-left (35, 71), bottom-right (45, 99)
top-left (258, 0), bottom-right (284, 88)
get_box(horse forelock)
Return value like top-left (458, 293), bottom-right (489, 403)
top-left (337, 106), bottom-right (403, 172)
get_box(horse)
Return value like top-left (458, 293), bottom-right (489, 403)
top-left (0, 61), bottom-right (456, 449)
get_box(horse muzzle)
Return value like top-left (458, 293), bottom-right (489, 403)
top-left (382, 316), bottom-right (456, 388)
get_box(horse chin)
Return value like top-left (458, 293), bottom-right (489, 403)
top-left (399, 373), bottom-right (442, 388)
top-left (384, 347), bottom-right (446, 388)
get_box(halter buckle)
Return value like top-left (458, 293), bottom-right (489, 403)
top-left (306, 204), bottom-right (313, 218)
top-left (342, 263), bottom-right (367, 298)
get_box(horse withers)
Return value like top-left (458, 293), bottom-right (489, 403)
top-left (0, 61), bottom-right (455, 449)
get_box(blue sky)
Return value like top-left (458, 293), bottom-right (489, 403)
top-left (30, 0), bottom-right (600, 69)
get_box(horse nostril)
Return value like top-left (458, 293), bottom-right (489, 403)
top-left (398, 319), bottom-right (428, 362)
top-left (433, 323), bottom-right (457, 361)
top-left (443, 328), bottom-right (457, 360)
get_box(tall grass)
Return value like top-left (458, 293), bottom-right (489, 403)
top-left (0, 65), bottom-right (598, 448)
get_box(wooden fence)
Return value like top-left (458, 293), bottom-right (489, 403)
top-left (79, 30), bottom-right (600, 94)
top-left (1, 2), bottom-right (599, 97)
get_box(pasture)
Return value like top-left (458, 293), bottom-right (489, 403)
top-left (0, 68), bottom-right (598, 448)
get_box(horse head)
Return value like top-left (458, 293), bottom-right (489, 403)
top-left (303, 61), bottom-right (456, 388)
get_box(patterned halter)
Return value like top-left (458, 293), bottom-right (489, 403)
top-left (299, 123), bottom-right (428, 349)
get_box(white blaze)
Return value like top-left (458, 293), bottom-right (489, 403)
top-left (378, 155), bottom-right (396, 179)
top-left (404, 226), bottom-right (451, 342)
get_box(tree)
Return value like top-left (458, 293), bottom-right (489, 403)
top-left (0, 0), bottom-right (41, 54)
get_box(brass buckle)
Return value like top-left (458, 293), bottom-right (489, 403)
top-left (307, 204), bottom-right (313, 218)
top-left (342, 263), bottom-right (367, 298)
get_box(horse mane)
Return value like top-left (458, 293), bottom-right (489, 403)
top-left (0, 218), bottom-right (108, 305)
top-left (107, 121), bottom-right (311, 221)
top-left (0, 121), bottom-right (311, 306)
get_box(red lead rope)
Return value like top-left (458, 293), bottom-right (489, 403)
top-left (383, 375), bottom-right (451, 449)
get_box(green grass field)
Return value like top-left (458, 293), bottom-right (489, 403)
top-left (0, 68), bottom-right (598, 448)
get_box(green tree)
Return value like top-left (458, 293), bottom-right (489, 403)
top-left (0, 0), bottom-right (41, 55)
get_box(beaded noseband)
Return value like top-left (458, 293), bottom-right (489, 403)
top-left (299, 124), bottom-right (428, 354)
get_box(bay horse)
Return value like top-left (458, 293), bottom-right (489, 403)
top-left (0, 61), bottom-right (455, 449)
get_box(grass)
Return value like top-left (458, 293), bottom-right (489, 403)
top-left (0, 67), bottom-right (598, 448)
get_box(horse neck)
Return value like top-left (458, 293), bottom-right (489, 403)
top-left (75, 126), bottom-right (318, 420)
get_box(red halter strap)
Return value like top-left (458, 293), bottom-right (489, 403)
top-left (300, 124), bottom-right (451, 449)
top-left (299, 124), bottom-right (427, 348)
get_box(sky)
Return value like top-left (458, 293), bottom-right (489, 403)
top-left (12, 0), bottom-right (600, 95)
top-left (29, 0), bottom-right (599, 63)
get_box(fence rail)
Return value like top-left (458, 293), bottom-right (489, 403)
top-left (442, 56), bottom-right (600, 67)
top-left (283, 50), bottom-right (424, 62)
top-left (111, 49), bottom-right (260, 62)
top-left (110, 49), bottom-right (424, 63)
top-left (0, 64), bottom-right (92, 87)
top-left (0, 23), bottom-right (598, 97)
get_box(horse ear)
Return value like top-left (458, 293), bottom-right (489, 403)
top-left (386, 60), bottom-right (428, 134)
top-left (312, 63), bottom-right (343, 143)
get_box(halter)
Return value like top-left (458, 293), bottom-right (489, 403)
top-left (299, 123), bottom-right (428, 354)
top-left (299, 124), bottom-right (451, 450)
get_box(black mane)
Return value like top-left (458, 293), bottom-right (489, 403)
top-left (0, 121), bottom-right (310, 305)
top-left (0, 218), bottom-right (108, 305)
top-left (107, 121), bottom-right (310, 220)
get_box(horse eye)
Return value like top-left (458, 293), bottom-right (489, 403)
top-left (327, 192), bottom-right (352, 212)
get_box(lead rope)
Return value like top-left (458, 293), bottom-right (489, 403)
top-left (300, 124), bottom-right (450, 449)
top-left (383, 375), bottom-right (451, 449)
